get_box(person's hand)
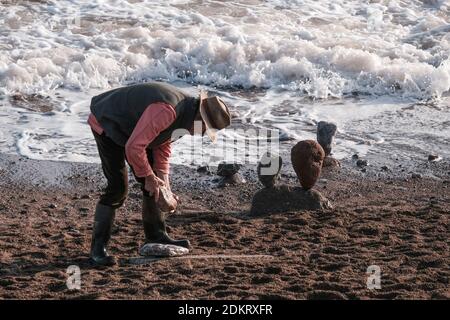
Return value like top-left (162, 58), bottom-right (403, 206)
top-left (155, 171), bottom-right (179, 202)
top-left (144, 173), bottom-right (165, 201)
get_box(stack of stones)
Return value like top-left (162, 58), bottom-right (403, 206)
top-left (250, 136), bottom-right (333, 215)
top-left (251, 141), bottom-right (331, 215)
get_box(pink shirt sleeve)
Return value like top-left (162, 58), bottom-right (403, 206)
top-left (152, 140), bottom-right (172, 174)
top-left (125, 103), bottom-right (176, 178)
top-left (88, 113), bottom-right (104, 135)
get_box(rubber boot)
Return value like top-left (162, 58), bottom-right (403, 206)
top-left (142, 194), bottom-right (190, 248)
top-left (89, 202), bottom-right (116, 266)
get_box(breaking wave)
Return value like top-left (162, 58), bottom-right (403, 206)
top-left (0, 0), bottom-right (449, 99)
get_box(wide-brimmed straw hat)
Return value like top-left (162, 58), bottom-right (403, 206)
top-left (198, 90), bottom-right (231, 143)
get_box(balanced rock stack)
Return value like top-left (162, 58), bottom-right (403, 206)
top-left (291, 140), bottom-right (325, 190)
top-left (216, 162), bottom-right (244, 187)
top-left (250, 141), bottom-right (332, 215)
top-left (317, 121), bottom-right (340, 168)
top-left (257, 152), bottom-right (283, 188)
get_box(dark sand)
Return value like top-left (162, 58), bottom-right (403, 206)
top-left (0, 153), bottom-right (448, 299)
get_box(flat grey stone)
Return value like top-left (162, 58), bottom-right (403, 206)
top-left (139, 243), bottom-right (189, 257)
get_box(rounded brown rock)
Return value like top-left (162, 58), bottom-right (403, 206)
top-left (291, 140), bottom-right (325, 190)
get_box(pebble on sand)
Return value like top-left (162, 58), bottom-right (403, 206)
top-left (257, 152), bottom-right (283, 188)
top-left (356, 159), bottom-right (368, 167)
top-left (291, 140), bottom-right (325, 190)
top-left (317, 121), bottom-right (337, 156)
top-left (217, 173), bottom-right (245, 187)
top-left (216, 162), bottom-right (244, 187)
top-left (217, 163), bottom-right (241, 177)
top-left (322, 156), bottom-right (341, 168)
top-left (428, 154), bottom-right (440, 162)
top-left (196, 165), bottom-right (211, 174)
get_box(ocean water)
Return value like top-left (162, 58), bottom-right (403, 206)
top-left (0, 0), bottom-right (449, 168)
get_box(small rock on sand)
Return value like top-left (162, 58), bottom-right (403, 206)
top-left (250, 184), bottom-right (332, 216)
top-left (197, 165), bottom-right (211, 174)
top-left (317, 121), bottom-right (337, 156)
top-left (217, 163), bottom-right (241, 177)
top-left (428, 154), bottom-right (440, 162)
top-left (291, 140), bottom-right (325, 190)
top-left (322, 156), bottom-right (340, 168)
top-left (356, 159), bottom-right (368, 167)
top-left (217, 173), bottom-right (245, 187)
top-left (257, 152), bottom-right (283, 188)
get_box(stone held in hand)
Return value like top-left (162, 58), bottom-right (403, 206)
top-left (291, 140), bottom-right (325, 190)
top-left (157, 186), bottom-right (177, 212)
top-left (257, 152), bottom-right (283, 188)
top-left (317, 121), bottom-right (337, 156)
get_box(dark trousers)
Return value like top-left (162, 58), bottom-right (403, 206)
top-left (92, 130), bottom-right (152, 208)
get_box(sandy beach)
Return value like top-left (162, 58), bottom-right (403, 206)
top-left (0, 151), bottom-right (448, 300)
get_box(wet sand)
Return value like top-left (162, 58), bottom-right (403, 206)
top-left (0, 152), bottom-right (449, 299)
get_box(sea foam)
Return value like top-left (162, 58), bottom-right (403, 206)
top-left (0, 0), bottom-right (449, 98)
